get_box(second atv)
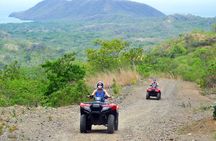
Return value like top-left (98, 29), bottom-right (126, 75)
top-left (146, 85), bottom-right (161, 100)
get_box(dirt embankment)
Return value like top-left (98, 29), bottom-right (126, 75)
top-left (0, 79), bottom-right (214, 141)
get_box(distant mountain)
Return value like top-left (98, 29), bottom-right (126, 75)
top-left (9, 0), bottom-right (165, 21)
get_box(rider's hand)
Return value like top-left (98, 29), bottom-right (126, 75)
top-left (88, 95), bottom-right (93, 98)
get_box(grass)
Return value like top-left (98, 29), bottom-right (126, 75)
top-left (8, 125), bottom-right (18, 133)
top-left (194, 104), bottom-right (212, 112)
top-left (86, 69), bottom-right (140, 88)
top-left (147, 72), bottom-right (183, 80)
top-left (0, 122), bottom-right (4, 135)
top-left (202, 87), bottom-right (216, 95)
top-left (0, 120), bottom-right (6, 136)
top-left (214, 132), bottom-right (216, 139)
top-left (179, 118), bottom-right (216, 135)
top-left (48, 116), bottom-right (53, 122)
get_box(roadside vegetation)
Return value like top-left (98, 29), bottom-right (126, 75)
top-left (0, 28), bottom-right (215, 107)
top-left (138, 31), bottom-right (216, 88)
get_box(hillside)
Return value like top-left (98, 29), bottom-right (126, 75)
top-left (0, 31), bottom-right (215, 107)
top-left (9, 0), bottom-right (165, 21)
top-left (138, 31), bottom-right (216, 89)
top-left (1, 16), bottom-right (216, 67)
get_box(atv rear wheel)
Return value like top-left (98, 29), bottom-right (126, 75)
top-left (146, 92), bottom-right (150, 99)
top-left (80, 114), bottom-right (87, 133)
top-left (107, 114), bottom-right (115, 134)
top-left (114, 116), bottom-right (118, 131)
top-left (157, 93), bottom-right (161, 100)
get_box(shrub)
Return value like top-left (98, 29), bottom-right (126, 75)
top-left (42, 53), bottom-right (86, 95)
top-left (44, 80), bottom-right (89, 107)
top-left (86, 39), bottom-right (128, 71)
top-left (137, 64), bottom-right (152, 77)
top-left (1, 61), bottom-right (20, 80)
top-left (204, 61), bottom-right (216, 88)
top-left (42, 53), bottom-right (89, 106)
top-left (3, 78), bottom-right (46, 106)
top-left (213, 103), bottom-right (216, 120)
top-left (112, 79), bottom-right (121, 96)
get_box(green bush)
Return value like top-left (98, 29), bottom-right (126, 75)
top-left (137, 63), bottom-right (152, 77)
top-left (202, 60), bottom-right (216, 87)
top-left (86, 39), bottom-right (128, 71)
top-left (173, 57), bottom-right (205, 83)
top-left (4, 79), bottom-right (46, 106)
top-left (112, 79), bottom-right (121, 95)
top-left (1, 61), bottom-right (20, 80)
top-left (42, 53), bottom-right (89, 106)
top-left (44, 80), bottom-right (89, 107)
top-left (0, 62), bottom-right (47, 106)
top-left (42, 53), bottom-right (86, 95)
top-left (213, 103), bottom-right (216, 120)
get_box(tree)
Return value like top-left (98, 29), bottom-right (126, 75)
top-left (212, 24), bottom-right (216, 33)
top-left (123, 48), bottom-right (144, 69)
top-left (204, 60), bottom-right (216, 88)
top-left (86, 39), bottom-right (128, 71)
top-left (42, 53), bottom-right (86, 95)
top-left (1, 61), bottom-right (20, 80)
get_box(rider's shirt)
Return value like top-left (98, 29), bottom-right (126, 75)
top-left (151, 82), bottom-right (158, 88)
top-left (95, 90), bottom-right (105, 98)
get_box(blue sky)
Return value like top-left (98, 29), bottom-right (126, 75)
top-left (0, 0), bottom-right (215, 17)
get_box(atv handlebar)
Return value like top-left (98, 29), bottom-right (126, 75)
top-left (87, 95), bottom-right (112, 99)
top-left (88, 95), bottom-right (94, 98)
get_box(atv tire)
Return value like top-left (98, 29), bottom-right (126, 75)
top-left (157, 93), bottom-right (161, 100)
top-left (146, 92), bottom-right (150, 99)
top-left (86, 122), bottom-right (92, 131)
top-left (107, 114), bottom-right (115, 134)
top-left (114, 116), bottom-right (118, 131)
top-left (80, 114), bottom-right (87, 133)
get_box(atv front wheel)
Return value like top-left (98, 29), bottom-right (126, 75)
top-left (146, 92), bottom-right (150, 99)
top-left (157, 93), bottom-right (161, 100)
top-left (107, 114), bottom-right (115, 134)
top-left (80, 114), bottom-right (87, 133)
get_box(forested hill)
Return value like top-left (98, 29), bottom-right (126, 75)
top-left (9, 0), bottom-right (165, 21)
top-left (0, 15), bottom-right (216, 67)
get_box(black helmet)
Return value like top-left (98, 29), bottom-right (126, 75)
top-left (97, 81), bottom-right (104, 88)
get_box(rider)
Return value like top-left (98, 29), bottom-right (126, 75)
top-left (150, 79), bottom-right (159, 88)
top-left (91, 81), bottom-right (111, 101)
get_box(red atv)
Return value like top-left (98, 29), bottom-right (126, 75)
top-left (80, 96), bottom-right (119, 134)
top-left (146, 85), bottom-right (161, 100)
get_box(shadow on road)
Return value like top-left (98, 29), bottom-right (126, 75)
top-left (86, 129), bottom-right (109, 134)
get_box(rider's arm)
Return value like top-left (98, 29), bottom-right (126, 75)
top-left (91, 89), bottom-right (97, 96)
top-left (104, 89), bottom-right (111, 97)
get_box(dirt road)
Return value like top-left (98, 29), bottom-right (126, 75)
top-left (0, 79), bottom-right (213, 141)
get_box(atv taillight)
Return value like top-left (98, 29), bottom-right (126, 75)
top-left (103, 104), bottom-right (119, 110)
top-left (80, 103), bottom-right (90, 107)
top-left (112, 105), bottom-right (119, 110)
